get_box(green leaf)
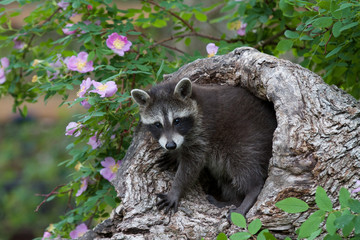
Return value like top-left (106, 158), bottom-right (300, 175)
top-left (0, 0), bottom-right (16, 4)
top-left (153, 19), bottom-right (167, 28)
top-left (104, 195), bottom-right (117, 208)
top-left (247, 219), bottom-right (262, 235)
top-left (87, 51), bottom-right (96, 62)
top-left (342, 220), bottom-right (354, 237)
top-left (231, 212), bottom-right (246, 228)
top-left (193, 10), bottom-right (207, 22)
top-left (276, 39), bottom-right (293, 52)
top-left (326, 212), bottom-right (337, 235)
top-left (355, 216), bottom-right (360, 234)
top-left (340, 22), bottom-right (358, 32)
top-left (216, 233), bottom-right (228, 240)
top-left (298, 211), bottom-right (325, 239)
top-left (348, 199), bottom-right (360, 213)
top-left (307, 228), bottom-right (322, 240)
top-left (279, 0), bottom-right (294, 17)
top-left (334, 212), bottom-right (354, 229)
top-left (324, 234), bottom-right (342, 240)
top-left (284, 30), bottom-right (299, 39)
top-left (315, 186), bottom-right (333, 211)
top-left (275, 197), bottom-right (309, 213)
top-left (339, 187), bottom-right (350, 208)
top-left (156, 60), bottom-right (165, 80)
top-left (229, 232), bottom-right (251, 240)
top-left (332, 21), bottom-right (342, 38)
top-left (184, 37), bottom-right (191, 46)
top-left (258, 231), bottom-right (277, 240)
top-left (300, 35), bottom-right (313, 41)
top-left (326, 45), bottom-right (343, 58)
top-left (313, 17), bottom-right (333, 28)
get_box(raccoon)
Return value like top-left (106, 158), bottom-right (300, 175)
top-left (131, 78), bottom-right (277, 217)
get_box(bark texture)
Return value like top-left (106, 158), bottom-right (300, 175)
top-left (83, 47), bottom-right (360, 239)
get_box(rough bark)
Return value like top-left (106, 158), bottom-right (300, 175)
top-left (82, 47), bottom-right (360, 239)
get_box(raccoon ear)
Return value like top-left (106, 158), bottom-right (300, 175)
top-left (131, 89), bottom-right (150, 106)
top-left (174, 78), bottom-right (192, 99)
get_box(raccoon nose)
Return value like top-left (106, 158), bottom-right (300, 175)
top-left (165, 141), bottom-right (177, 150)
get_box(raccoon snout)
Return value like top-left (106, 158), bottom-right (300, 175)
top-left (165, 141), bottom-right (177, 150)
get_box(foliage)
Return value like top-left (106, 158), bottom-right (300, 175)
top-left (0, 0), bottom-right (359, 238)
top-left (276, 186), bottom-right (360, 239)
top-left (218, 186), bottom-right (360, 239)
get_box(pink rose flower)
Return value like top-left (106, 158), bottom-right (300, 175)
top-left (88, 134), bottom-right (102, 149)
top-left (352, 180), bottom-right (360, 193)
top-left (62, 23), bottom-right (77, 35)
top-left (69, 223), bottom-right (88, 239)
top-left (77, 77), bottom-right (93, 97)
top-left (47, 55), bottom-right (63, 80)
top-left (0, 57), bottom-right (9, 84)
top-left (67, 52), bottom-right (94, 73)
top-left (100, 157), bottom-right (121, 181)
top-left (206, 43), bottom-right (218, 57)
top-left (41, 231), bottom-right (52, 240)
top-left (106, 33), bottom-right (132, 56)
top-left (65, 122), bottom-right (82, 137)
top-left (75, 177), bottom-right (88, 197)
top-left (80, 99), bottom-right (92, 109)
top-left (90, 81), bottom-right (117, 98)
top-left (58, 0), bottom-right (70, 10)
top-left (237, 22), bottom-right (247, 36)
top-left (13, 37), bottom-right (25, 49)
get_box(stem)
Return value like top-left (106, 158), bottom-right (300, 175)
top-left (35, 184), bottom-right (66, 212)
top-left (253, 29), bottom-right (286, 49)
top-left (324, 32), bottom-right (333, 54)
top-left (145, 0), bottom-right (234, 44)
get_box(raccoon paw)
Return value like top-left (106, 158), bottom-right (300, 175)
top-left (156, 193), bottom-right (179, 214)
top-left (206, 195), bottom-right (230, 208)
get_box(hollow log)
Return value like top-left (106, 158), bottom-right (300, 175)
top-left (81, 47), bottom-right (360, 239)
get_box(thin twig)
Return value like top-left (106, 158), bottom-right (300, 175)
top-left (253, 29), bottom-right (286, 49)
top-left (35, 184), bottom-right (66, 212)
top-left (324, 32), bottom-right (333, 54)
top-left (146, 0), bottom-right (194, 31)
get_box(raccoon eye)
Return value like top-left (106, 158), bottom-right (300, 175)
top-left (173, 118), bottom-right (181, 125)
top-left (154, 122), bottom-right (162, 128)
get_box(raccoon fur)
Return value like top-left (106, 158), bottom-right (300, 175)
top-left (131, 78), bottom-right (277, 217)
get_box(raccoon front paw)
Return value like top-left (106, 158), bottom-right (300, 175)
top-left (156, 193), bottom-right (179, 214)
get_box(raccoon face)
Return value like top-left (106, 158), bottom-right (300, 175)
top-left (131, 78), bottom-right (197, 150)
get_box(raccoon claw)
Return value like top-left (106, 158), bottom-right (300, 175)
top-left (156, 193), bottom-right (179, 214)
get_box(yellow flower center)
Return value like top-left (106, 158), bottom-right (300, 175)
top-left (208, 53), bottom-right (215, 58)
top-left (111, 164), bottom-right (119, 173)
top-left (76, 60), bottom-right (86, 71)
top-left (32, 75), bottom-right (38, 82)
top-left (229, 20), bottom-right (242, 30)
top-left (113, 39), bottom-right (125, 50)
top-left (77, 86), bottom-right (85, 97)
top-left (97, 84), bottom-right (108, 91)
top-left (74, 162), bottom-right (82, 171)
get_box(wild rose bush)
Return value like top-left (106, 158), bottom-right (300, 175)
top-left (0, 0), bottom-right (359, 238)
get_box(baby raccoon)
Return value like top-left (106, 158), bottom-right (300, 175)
top-left (131, 78), bottom-right (277, 217)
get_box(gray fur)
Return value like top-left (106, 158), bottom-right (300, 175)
top-left (131, 78), bottom-right (277, 217)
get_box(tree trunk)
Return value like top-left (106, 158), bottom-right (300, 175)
top-left (82, 47), bottom-right (360, 239)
